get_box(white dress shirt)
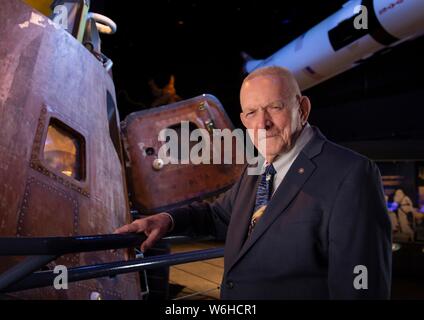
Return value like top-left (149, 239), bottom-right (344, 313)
top-left (271, 123), bottom-right (314, 194)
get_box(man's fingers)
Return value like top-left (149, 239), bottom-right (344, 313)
top-left (140, 229), bottom-right (161, 252)
top-left (114, 216), bottom-right (166, 252)
top-left (114, 220), bottom-right (146, 234)
top-left (113, 225), bottom-right (130, 234)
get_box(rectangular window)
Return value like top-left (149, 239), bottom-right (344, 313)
top-left (43, 118), bottom-right (85, 181)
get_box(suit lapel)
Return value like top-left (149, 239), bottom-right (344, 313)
top-left (224, 126), bottom-right (327, 276)
top-left (223, 171), bottom-right (260, 272)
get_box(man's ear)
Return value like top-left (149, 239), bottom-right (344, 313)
top-left (299, 96), bottom-right (311, 125)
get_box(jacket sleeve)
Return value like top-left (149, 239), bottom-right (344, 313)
top-left (166, 166), bottom-right (246, 241)
top-left (328, 158), bottom-right (392, 299)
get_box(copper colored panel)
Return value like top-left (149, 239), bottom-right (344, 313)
top-left (121, 95), bottom-right (245, 214)
top-left (0, 0), bottom-right (140, 299)
top-left (17, 177), bottom-right (79, 238)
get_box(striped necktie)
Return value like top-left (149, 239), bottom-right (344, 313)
top-left (248, 163), bottom-right (277, 236)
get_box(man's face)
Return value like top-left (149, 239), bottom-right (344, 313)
top-left (240, 75), bottom-right (305, 161)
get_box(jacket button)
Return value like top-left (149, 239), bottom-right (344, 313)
top-left (226, 280), bottom-right (234, 289)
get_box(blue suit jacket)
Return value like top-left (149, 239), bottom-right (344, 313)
top-left (169, 127), bottom-right (392, 299)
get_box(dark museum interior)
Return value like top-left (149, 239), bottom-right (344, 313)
top-left (98, 1), bottom-right (424, 142)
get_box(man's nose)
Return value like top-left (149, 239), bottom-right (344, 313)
top-left (257, 109), bottom-right (273, 130)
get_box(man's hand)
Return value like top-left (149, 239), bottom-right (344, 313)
top-left (114, 213), bottom-right (173, 252)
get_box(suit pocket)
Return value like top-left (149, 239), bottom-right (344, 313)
top-left (279, 207), bottom-right (323, 225)
top-left (285, 217), bottom-right (321, 225)
top-left (279, 196), bottom-right (324, 225)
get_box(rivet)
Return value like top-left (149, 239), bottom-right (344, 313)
top-left (392, 243), bottom-right (401, 252)
top-left (90, 292), bottom-right (102, 300)
top-left (152, 158), bottom-right (164, 171)
top-left (298, 168), bottom-right (305, 174)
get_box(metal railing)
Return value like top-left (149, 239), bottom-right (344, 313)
top-left (0, 234), bottom-right (224, 294)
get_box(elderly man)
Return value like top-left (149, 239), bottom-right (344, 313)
top-left (116, 66), bottom-right (392, 299)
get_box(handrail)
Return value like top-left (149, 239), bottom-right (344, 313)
top-left (2, 248), bottom-right (224, 293)
top-left (0, 234), bottom-right (147, 256)
top-left (0, 233), bottom-right (224, 293)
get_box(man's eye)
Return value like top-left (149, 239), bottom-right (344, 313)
top-left (246, 111), bottom-right (255, 117)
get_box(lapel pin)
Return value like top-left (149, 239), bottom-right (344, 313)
top-left (298, 168), bottom-right (305, 174)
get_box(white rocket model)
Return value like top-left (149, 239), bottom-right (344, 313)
top-left (244, 0), bottom-right (424, 90)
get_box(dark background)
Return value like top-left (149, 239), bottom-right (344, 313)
top-left (92, 0), bottom-right (423, 150)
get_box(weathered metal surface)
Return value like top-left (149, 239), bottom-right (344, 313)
top-left (0, 0), bottom-right (140, 299)
top-left (121, 95), bottom-right (245, 214)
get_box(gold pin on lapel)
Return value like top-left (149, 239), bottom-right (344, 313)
top-left (298, 168), bottom-right (305, 174)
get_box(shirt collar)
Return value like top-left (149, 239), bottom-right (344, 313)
top-left (269, 123), bottom-right (314, 173)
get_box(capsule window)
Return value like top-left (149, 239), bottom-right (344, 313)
top-left (43, 119), bottom-right (85, 181)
